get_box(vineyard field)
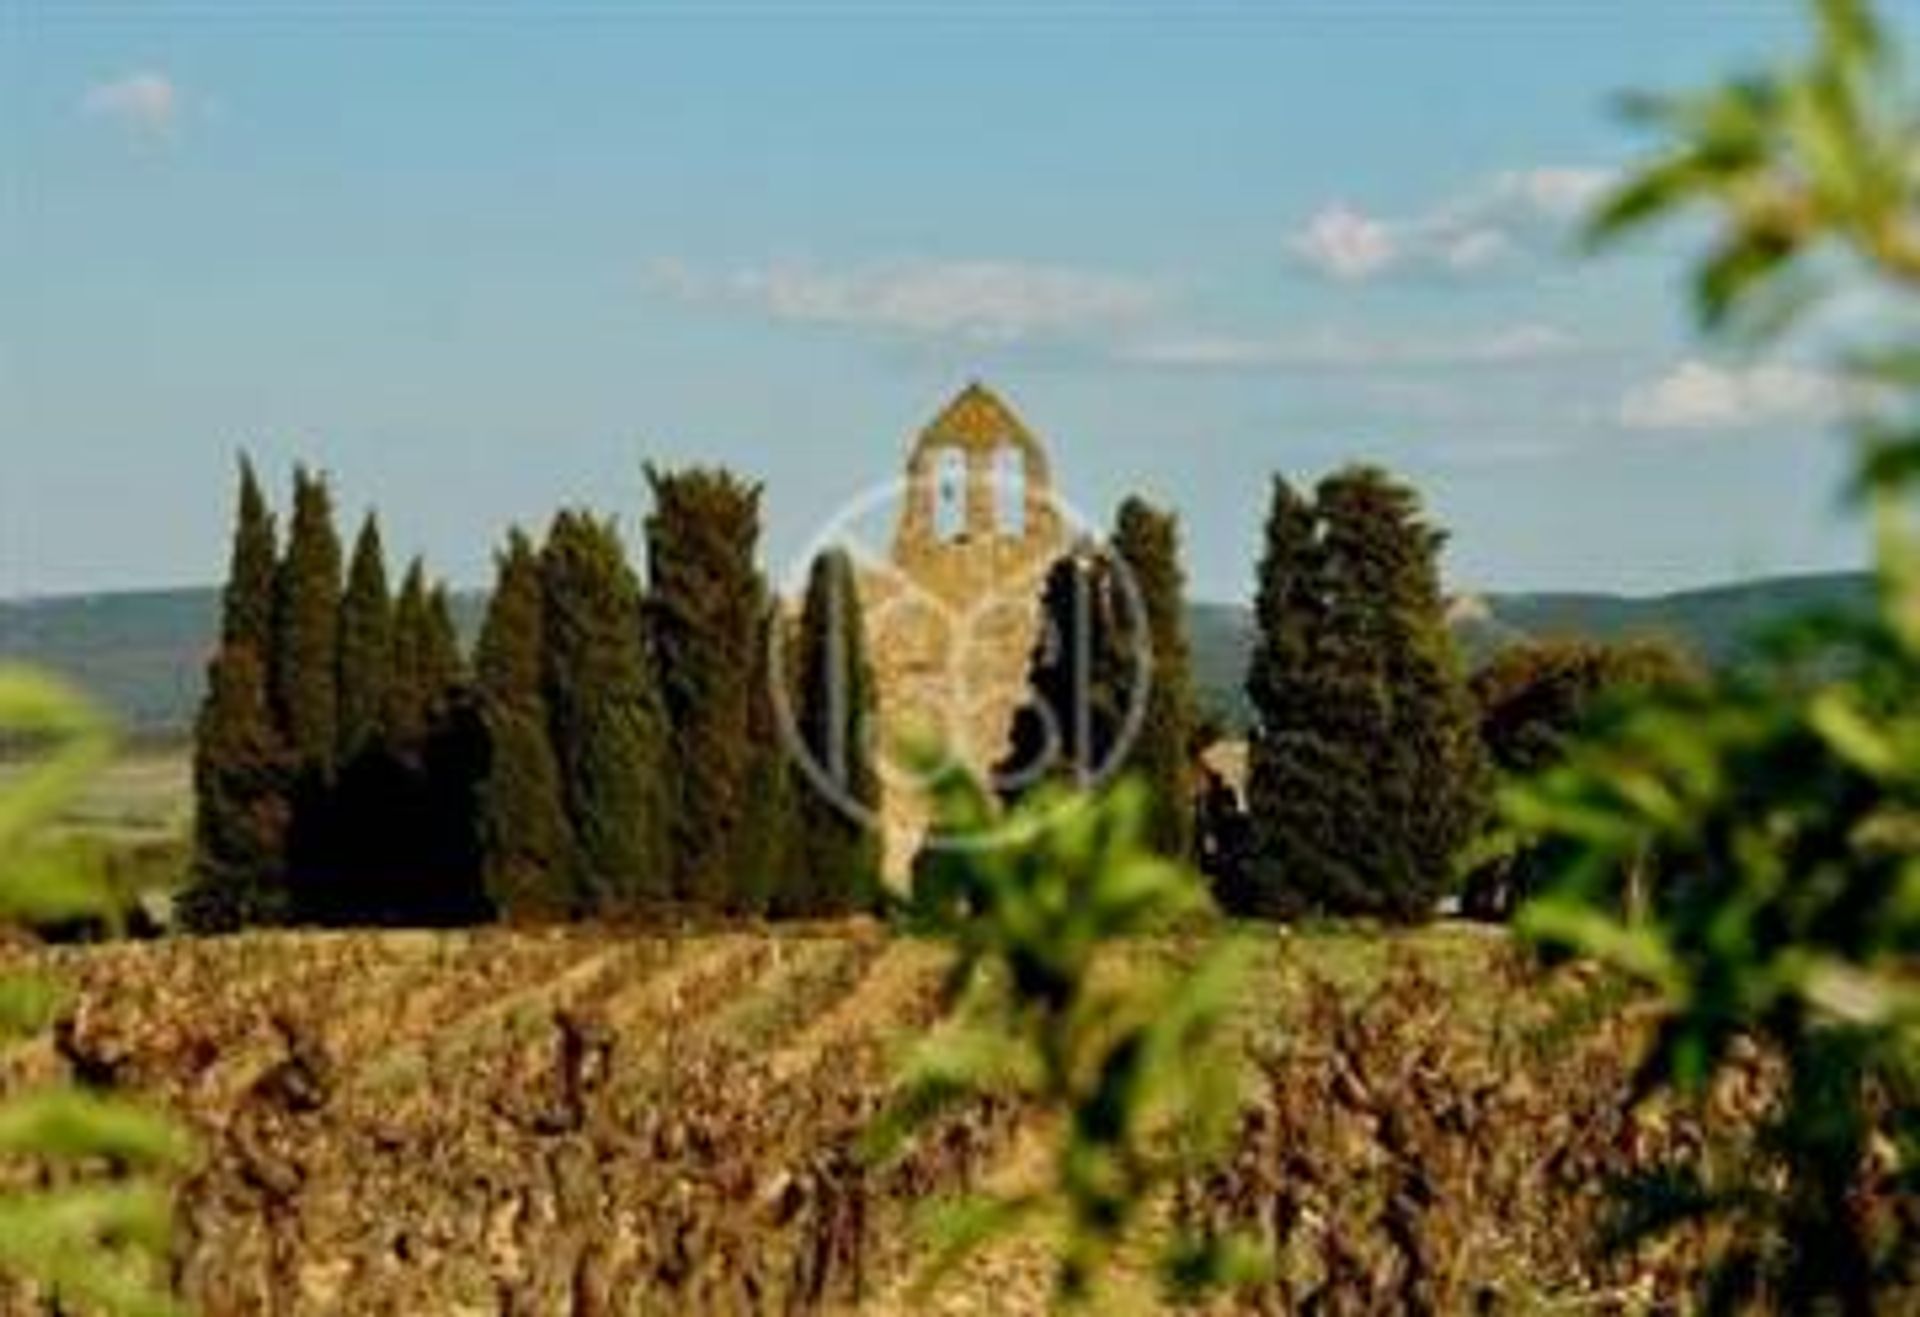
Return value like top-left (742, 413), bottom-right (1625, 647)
top-left (0, 923), bottom-right (1762, 1313)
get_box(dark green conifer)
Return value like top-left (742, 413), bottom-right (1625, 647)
top-left (474, 529), bottom-right (574, 918)
top-left (784, 547), bottom-right (879, 916)
top-left (386, 560), bottom-right (432, 752)
top-left (1109, 497), bottom-right (1197, 860)
top-left (271, 466), bottom-right (343, 776)
top-left (422, 582), bottom-right (465, 695)
top-left (1243, 468), bottom-right (1487, 921)
top-left (335, 513), bottom-right (394, 763)
top-left (187, 456), bottom-right (290, 929)
top-left (1242, 476), bottom-right (1336, 917)
top-left (734, 600), bottom-right (797, 916)
top-left (181, 646), bottom-right (291, 931)
top-left (223, 455), bottom-right (278, 659)
top-left (540, 511), bottom-right (673, 911)
top-left (644, 465), bottom-right (765, 908)
top-left (1316, 466), bottom-right (1487, 919)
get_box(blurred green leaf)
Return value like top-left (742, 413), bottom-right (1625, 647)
top-left (0, 1091), bottom-right (195, 1168)
top-left (0, 665), bottom-right (189, 1315)
top-left (0, 975), bottom-right (65, 1042)
top-left (872, 766), bottom-right (1247, 1309)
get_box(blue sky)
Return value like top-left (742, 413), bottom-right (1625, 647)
top-left (4, 0), bottom-right (1909, 602)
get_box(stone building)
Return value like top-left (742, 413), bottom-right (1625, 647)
top-left (858, 383), bottom-right (1071, 877)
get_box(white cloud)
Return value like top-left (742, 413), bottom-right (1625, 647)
top-left (1440, 227), bottom-right (1514, 273)
top-left (1288, 205), bottom-right (1397, 281)
top-left (81, 71), bottom-right (179, 135)
top-left (1122, 322), bottom-right (1577, 371)
top-left (1490, 166), bottom-right (1615, 219)
top-left (1618, 358), bottom-right (1847, 431)
top-left (653, 258), bottom-right (1158, 343)
top-left (1289, 164), bottom-right (1616, 282)
top-left (652, 253), bottom-right (1582, 374)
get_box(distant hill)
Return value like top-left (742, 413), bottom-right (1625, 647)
top-left (0, 587), bottom-right (486, 738)
top-left (1189, 570), bottom-right (1873, 729)
top-left (0, 570), bottom-right (1873, 737)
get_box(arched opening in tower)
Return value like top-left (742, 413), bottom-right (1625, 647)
top-left (993, 445), bottom-right (1025, 537)
top-left (934, 446), bottom-right (967, 541)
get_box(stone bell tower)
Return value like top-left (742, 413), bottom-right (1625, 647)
top-left (860, 383), bottom-right (1070, 877)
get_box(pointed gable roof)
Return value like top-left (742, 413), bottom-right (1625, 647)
top-left (914, 381), bottom-right (1047, 468)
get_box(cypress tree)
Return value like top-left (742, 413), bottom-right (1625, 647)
top-left (1317, 466), bottom-right (1487, 919)
top-left (187, 456), bottom-right (290, 929)
top-left (1243, 468), bottom-right (1487, 921)
top-left (417, 576), bottom-right (482, 922)
top-left (475, 528), bottom-right (574, 919)
top-left (540, 511), bottom-right (673, 912)
top-left (644, 465), bottom-right (764, 908)
top-left (422, 582), bottom-right (465, 696)
top-left (998, 548), bottom-right (1129, 793)
top-left (184, 631), bottom-right (292, 930)
top-left (734, 600), bottom-right (797, 916)
top-left (222, 455), bottom-right (278, 659)
top-left (271, 466), bottom-right (343, 776)
top-left (1109, 497), bottom-right (1197, 860)
top-left (386, 560), bottom-right (432, 753)
top-left (1243, 475), bottom-right (1357, 917)
top-left (336, 513), bottom-right (394, 764)
top-left (418, 681), bottom-right (489, 926)
top-left (784, 547), bottom-right (879, 916)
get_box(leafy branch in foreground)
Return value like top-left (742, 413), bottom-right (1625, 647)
top-left (0, 667), bottom-right (194, 1316)
top-left (1511, 1), bottom-right (1920, 1311)
top-left (865, 760), bottom-right (1261, 1310)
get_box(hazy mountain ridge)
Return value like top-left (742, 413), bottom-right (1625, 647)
top-left (0, 570), bottom-right (1873, 735)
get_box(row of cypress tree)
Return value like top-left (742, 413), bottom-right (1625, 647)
top-left (996, 470), bottom-right (1487, 923)
top-left (183, 462), bottom-right (476, 930)
top-left (187, 459), bottom-right (881, 929)
top-left (191, 454), bottom-right (1481, 928)
top-left (470, 475), bottom-right (878, 920)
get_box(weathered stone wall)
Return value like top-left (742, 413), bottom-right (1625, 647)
top-left (859, 384), bottom-right (1068, 878)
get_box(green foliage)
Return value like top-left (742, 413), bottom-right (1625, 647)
top-left (421, 582), bottom-right (465, 697)
top-left (270, 467), bottom-right (342, 778)
top-left (181, 645), bottom-right (290, 931)
top-left (335, 513), bottom-right (394, 764)
top-left (1245, 468), bottom-right (1487, 921)
top-left (784, 547), bottom-right (879, 916)
top-left (191, 459), bottom-right (484, 930)
top-left (539, 511), bottom-right (673, 911)
top-left (869, 760), bottom-right (1261, 1309)
top-left (186, 466), bottom-right (297, 931)
top-left (1512, 634), bottom-right (1920, 1309)
top-left (0, 667), bottom-right (191, 1315)
top-left (1108, 498), bottom-right (1198, 861)
top-left (1463, 638), bottom-right (1697, 919)
top-left (1588, 0), bottom-right (1916, 344)
top-left (220, 456), bottom-right (277, 661)
top-left (385, 559), bottom-right (433, 752)
top-left (1241, 477), bottom-right (1324, 917)
top-left (1512, 2), bottom-right (1920, 1308)
top-left (732, 600), bottom-right (797, 916)
top-left (644, 465), bottom-right (767, 909)
top-left (383, 561), bottom-right (464, 751)
top-left (1473, 637), bottom-right (1699, 779)
top-left (475, 528), bottom-right (574, 918)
